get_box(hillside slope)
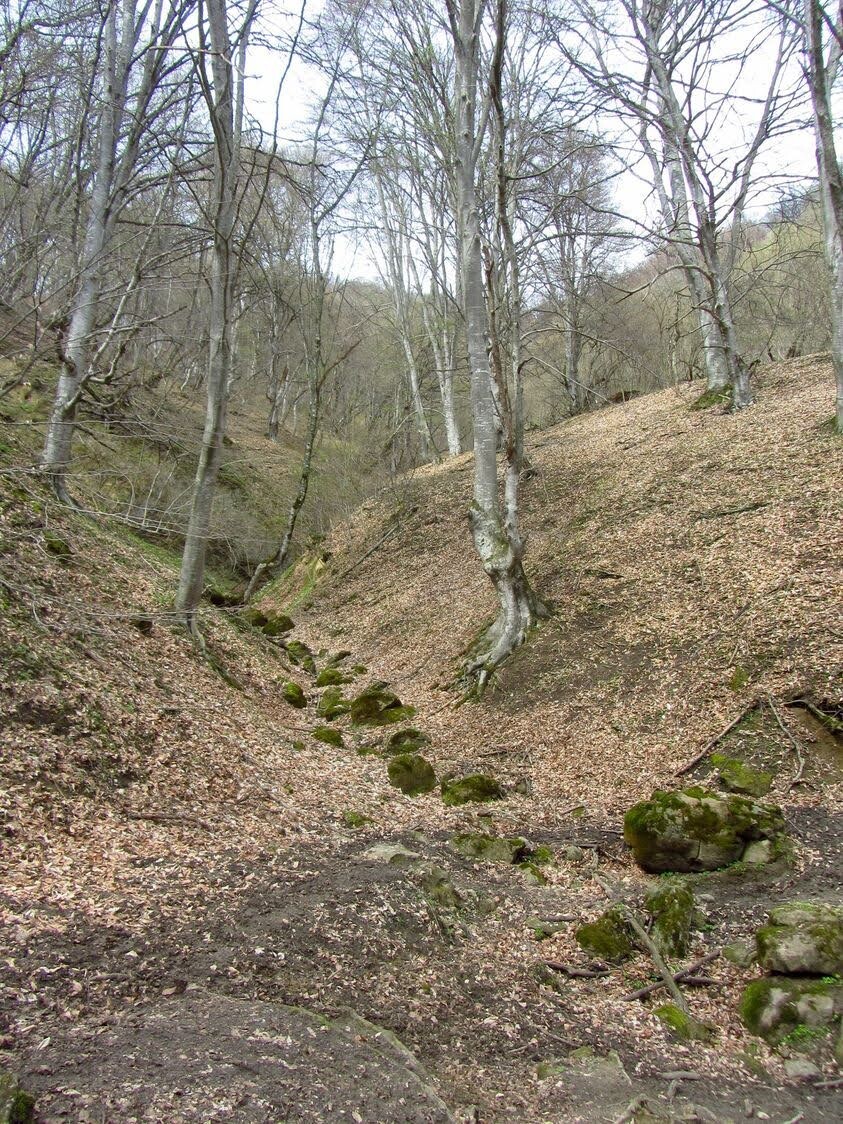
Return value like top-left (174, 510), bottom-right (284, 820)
top-left (0, 356), bottom-right (841, 1123)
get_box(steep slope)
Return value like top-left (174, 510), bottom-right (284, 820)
top-left (287, 356), bottom-right (841, 820)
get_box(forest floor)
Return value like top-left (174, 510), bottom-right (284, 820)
top-left (0, 357), bottom-right (841, 1122)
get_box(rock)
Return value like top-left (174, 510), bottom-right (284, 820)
top-left (450, 832), bottom-right (528, 864)
top-left (282, 680), bottom-right (307, 709)
top-left (440, 774), bottom-right (504, 806)
top-left (260, 612), bottom-right (294, 637)
top-left (739, 976), bottom-right (843, 1045)
top-left (575, 906), bottom-right (635, 963)
top-left (312, 726), bottom-right (343, 748)
top-left (521, 863), bottom-right (548, 885)
top-left (654, 1002), bottom-right (712, 1042)
top-left (712, 754), bottom-right (773, 797)
top-left (315, 667), bottom-right (349, 687)
top-left (783, 1058), bottom-right (820, 1080)
top-left (387, 753), bottom-right (436, 796)
top-left (0, 1073), bottom-right (35, 1124)
top-left (415, 863), bottom-right (462, 909)
top-left (645, 877), bottom-right (695, 959)
top-left (723, 940), bottom-right (756, 968)
top-left (623, 786), bottom-right (788, 873)
top-left (349, 682), bottom-right (415, 727)
top-left (384, 728), bottom-right (431, 755)
top-left (526, 917), bottom-right (567, 941)
top-left (317, 686), bottom-right (350, 721)
top-left (361, 844), bottom-right (421, 866)
top-left (755, 901), bottom-right (843, 976)
top-left (284, 639), bottom-right (316, 673)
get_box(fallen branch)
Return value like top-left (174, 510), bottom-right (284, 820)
top-left (621, 951), bottom-right (721, 1001)
top-left (336, 520), bottom-right (402, 581)
top-left (766, 695), bottom-right (806, 789)
top-left (544, 961), bottom-right (610, 979)
top-left (622, 908), bottom-right (689, 1013)
top-left (675, 703), bottom-right (759, 776)
top-left (695, 501), bottom-right (769, 520)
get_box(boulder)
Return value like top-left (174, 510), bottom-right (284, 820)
top-left (440, 774), bottom-right (504, 807)
top-left (317, 686), bottom-right (349, 721)
top-left (0, 1073), bottom-right (34, 1124)
top-left (575, 906), bottom-right (635, 963)
top-left (282, 681), bottom-right (307, 709)
top-left (384, 728), bottom-right (431, 755)
top-left (623, 786), bottom-right (788, 873)
top-left (387, 753), bottom-right (436, 797)
top-left (451, 832), bottom-right (529, 864)
top-left (312, 726), bottom-right (343, 748)
top-left (349, 682), bottom-right (415, 727)
top-left (739, 976), bottom-right (843, 1045)
top-left (284, 639), bottom-right (316, 673)
top-left (755, 901), bottom-right (843, 976)
top-left (315, 666), bottom-right (349, 688)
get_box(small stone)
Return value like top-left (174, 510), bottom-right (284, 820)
top-left (440, 774), bottom-right (504, 806)
top-left (713, 755), bottom-right (773, 797)
top-left (361, 843), bottom-right (420, 866)
top-left (284, 638), bottom-right (316, 672)
top-left (342, 810), bottom-right (371, 828)
top-left (783, 1058), bottom-right (820, 1081)
top-left (387, 753), bottom-right (436, 796)
top-left (416, 863), bottom-right (462, 909)
top-left (312, 726), bottom-right (343, 747)
top-left (260, 612), bottom-right (294, 637)
top-left (723, 940), bottom-right (756, 968)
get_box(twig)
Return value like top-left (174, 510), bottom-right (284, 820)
top-left (766, 695), bottom-right (806, 788)
top-left (614, 1095), bottom-right (651, 1124)
top-left (335, 522), bottom-right (401, 581)
top-left (622, 908), bottom-right (689, 1013)
top-left (659, 1070), bottom-right (702, 1081)
top-left (544, 961), bottom-right (610, 979)
top-left (814, 1077), bottom-right (843, 1089)
top-left (675, 703), bottom-right (759, 775)
top-left (621, 952), bottom-right (720, 1001)
top-left (695, 501), bottom-right (769, 520)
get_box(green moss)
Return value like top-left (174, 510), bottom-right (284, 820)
top-left (312, 726), bottom-right (343, 748)
top-left (284, 639), bottom-right (316, 673)
top-left (0, 1071), bottom-right (35, 1123)
top-left (342, 810), bottom-right (371, 828)
top-left (575, 906), bottom-right (635, 962)
top-left (690, 385), bottom-right (732, 411)
top-left (712, 755), bottom-right (773, 797)
top-left (384, 728), bottom-right (431, 755)
top-left (645, 877), bottom-right (695, 959)
top-left (282, 680), bottom-right (307, 709)
top-left (43, 531), bottom-right (72, 559)
top-left (729, 665), bottom-right (750, 691)
top-left (530, 844), bottom-right (554, 866)
top-left (654, 1003), bottom-right (712, 1042)
top-left (348, 682), bottom-right (415, 726)
top-left (451, 831), bottom-right (528, 864)
top-left (317, 686), bottom-right (350, 721)
top-left (441, 774), bottom-right (504, 806)
top-left (315, 666), bottom-right (349, 687)
top-left (755, 901), bottom-right (843, 975)
top-left (526, 917), bottom-right (566, 941)
top-left (387, 753), bottom-right (436, 796)
top-left (740, 976), bottom-right (843, 1044)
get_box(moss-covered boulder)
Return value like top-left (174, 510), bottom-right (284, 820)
top-left (244, 608), bottom-right (294, 636)
top-left (755, 901), bottom-right (843, 976)
top-left (312, 725), bottom-right (343, 748)
top-left (654, 1002), bottom-right (712, 1042)
top-left (645, 877), bottom-right (695, 959)
top-left (315, 666), bottom-right (350, 688)
top-left (575, 906), bottom-right (635, 963)
top-left (451, 831), bottom-right (529, 864)
top-left (282, 680), bottom-right (307, 709)
top-left (526, 917), bottom-right (567, 941)
top-left (284, 639), bottom-right (316, 673)
top-left (384, 728), bottom-right (431, 755)
top-left (713, 754), bottom-right (773, 797)
top-left (739, 976), bottom-right (843, 1045)
top-left (0, 1072), bottom-right (35, 1124)
top-left (623, 786), bottom-right (788, 873)
top-left (317, 686), bottom-right (350, 721)
top-left (441, 774), bottom-right (504, 807)
top-left (349, 682), bottom-right (415, 727)
top-left (416, 862), bottom-right (463, 909)
top-left (387, 753), bottom-right (436, 796)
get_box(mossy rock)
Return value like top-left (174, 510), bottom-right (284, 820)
top-left (645, 877), bottom-right (695, 959)
top-left (284, 638), bottom-right (316, 672)
top-left (312, 726), bottom-right (343, 748)
top-left (623, 786), bottom-right (788, 873)
top-left (315, 666), bottom-right (349, 687)
top-left (755, 901), bottom-right (843, 976)
top-left (282, 680), bottom-right (307, 709)
top-left (416, 862), bottom-right (462, 909)
top-left (244, 608), bottom-right (294, 636)
top-left (575, 906), bottom-right (635, 963)
top-left (342, 810), bottom-right (371, 828)
top-left (324, 649), bottom-right (352, 667)
top-left (387, 753), bottom-right (436, 796)
top-left (690, 385), bottom-right (731, 411)
top-left (451, 831), bottom-right (529, 864)
top-left (739, 975), bottom-right (843, 1045)
top-left (384, 728), bottom-right (431, 755)
top-left (0, 1072), bottom-right (35, 1124)
top-left (317, 686), bottom-right (350, 721)
top-left (526, 917), bottom-right (567, 941)
top-left (654, 1002), bottom-right (712, 1042)
top-left (349, 682), bottom-right (415, 727)
top-left (441, 774), bottom-right (504, 807)
top-left (521, 862), bottom-right (549, 886)
top-left (712, 754), bottom-right (773, 798)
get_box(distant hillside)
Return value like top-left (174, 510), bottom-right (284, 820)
top-left (278, 355), bottom-right (842, 818)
